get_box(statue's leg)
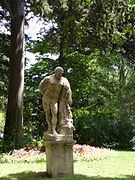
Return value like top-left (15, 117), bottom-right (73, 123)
top-left (57, 98), bottom-right (65, 134)
top-left (42, 96), bottom-right (52, 133)
top-left (45, 110), bottom-right (52, 133)
top-left (50, 102), bottom-right (58, 136)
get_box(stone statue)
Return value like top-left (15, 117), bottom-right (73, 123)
top-left (39, 67), bottom-right (74, 136)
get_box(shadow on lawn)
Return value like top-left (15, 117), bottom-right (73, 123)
top-left (0, 171), bottom-right (135, 180)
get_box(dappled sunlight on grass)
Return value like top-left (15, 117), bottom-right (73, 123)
top-left (0, 171), bottom-right (135, 180)
top-left (74, 151), bottom-right (135, 179)
top-left (0, 151), bottom-right (135, 180)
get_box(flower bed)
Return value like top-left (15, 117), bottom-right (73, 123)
top-left (73, 144), bottom-right (116, 161)
top-left (0, 144), bottom-right (116, 163)
top-left (0, 145), bottom-right (46, 163)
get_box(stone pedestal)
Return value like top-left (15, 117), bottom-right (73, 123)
top-left (44, 135), bottom-right (75, 177)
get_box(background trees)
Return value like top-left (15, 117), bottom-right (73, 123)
top-left (0, 0), bottom-right (135, 150)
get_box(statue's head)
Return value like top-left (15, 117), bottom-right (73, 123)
top-left (54, 66), bottom-right (64, 79)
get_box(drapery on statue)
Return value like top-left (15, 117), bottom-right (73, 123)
top-left (39, 67), bottom-right (74, 136)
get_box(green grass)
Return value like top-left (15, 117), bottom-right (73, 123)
top-left (0, 151), bottom-right (135, 180)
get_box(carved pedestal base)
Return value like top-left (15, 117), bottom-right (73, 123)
top-left (44, 133), bottom-right (75, 177)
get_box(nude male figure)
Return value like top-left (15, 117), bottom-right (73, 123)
top-left (39, 67), bottom-right (72, 136)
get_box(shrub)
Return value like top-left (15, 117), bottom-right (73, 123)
top-left (73, 107), bottom-right (117, 147)
top-left (73, 106), bottom-right (134, 149)
top-left (116, 112), bottom-right (134, 149)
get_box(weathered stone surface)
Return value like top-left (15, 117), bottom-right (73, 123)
top-left (39, 67), bottom-right (75, 177)
top-left (44, 140), bottom-right (75, 177)
top-left (39, 66), bottom-right (74, 136)
top-left (44, 132), bottom-right (73, 141)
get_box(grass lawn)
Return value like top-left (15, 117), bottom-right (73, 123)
top-left (0, 151), bottom-right (135, 180)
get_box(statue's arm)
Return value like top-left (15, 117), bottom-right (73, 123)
top-left (64, 79), bottom-right (72, 105)
top-left (68, 84), bottom-right (72, 105)
top-left (39, 77), bottom-right (49, 95)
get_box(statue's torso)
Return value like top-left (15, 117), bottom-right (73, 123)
top-left (45, 75), bottom-right (64, 101)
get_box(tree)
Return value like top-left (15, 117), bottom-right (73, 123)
top-left (26, 0), bottom-right (135, 148)
top-left (0, 0), bottom-right (25, 148)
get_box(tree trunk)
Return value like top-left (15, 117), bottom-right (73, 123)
top-left (4, 0), bottom-right (24, 148)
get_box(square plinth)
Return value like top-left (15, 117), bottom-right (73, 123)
top-left (44, 140), bottom-right (75, 177)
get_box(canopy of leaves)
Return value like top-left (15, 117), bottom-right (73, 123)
top-left (0, 0), bottom-right (135, 149)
